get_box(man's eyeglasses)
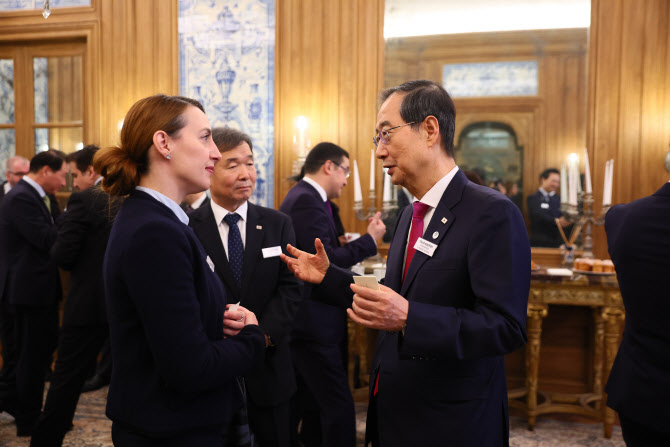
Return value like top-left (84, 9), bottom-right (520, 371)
top-left (8, 170), bottom-right (29, 177)
top-left (372, 121), bottom-right (418, 147)
top-left (331, 161), bottom-right (351, 178)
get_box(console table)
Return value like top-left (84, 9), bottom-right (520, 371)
top-left (508, 271), bottom-right (624, 438)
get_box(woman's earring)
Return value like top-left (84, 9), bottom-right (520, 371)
top-left (166, 154), bottom-right (171, 160)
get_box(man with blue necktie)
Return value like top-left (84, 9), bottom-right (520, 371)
top-left (189, 127), bottom-right (302, 447)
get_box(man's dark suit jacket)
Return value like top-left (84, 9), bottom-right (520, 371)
top-left (317, 170), bottom-right (530, 446)
top-left (103, 190), bottom-right (265, 439)
top-left (527, 190), bottom-right (563, 247)
top-left (0, 178), bottom-right (61, 308)
top-left (188, 201), bottom-right (302, 407)
top-left (50, 185), bottom-right (118, 327)
top-left (604, 182), bottom-right (670, 434)
top-left (279, 180), bottom-right (377, 345)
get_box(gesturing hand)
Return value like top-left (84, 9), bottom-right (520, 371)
top-left (280, 238), bottom-right (330, 284)
top-left (346, 283), bottom-right (408, 332)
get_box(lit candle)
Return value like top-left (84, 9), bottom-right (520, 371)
top-left (560, 163), bottom-right (568, 204)
top-left (353, 160), bottom-right (363, 202)
top-left (568, 153), bottom-right (578, 206)
top-left (294, 116), bottom-right (308, 158)
top-left (369, 149), bottom-right (376, 192)
top-left (383, 167), bottom-right (392, 202)
top-left (584, 148), bottom-right (592, 194)
top-left (609, 159), bottom-right (614, 204)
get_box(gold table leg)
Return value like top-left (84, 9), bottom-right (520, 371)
top-left (526, 304), bottom-right (548, 430)
top-left (602, 307), bottom-right (625, 438)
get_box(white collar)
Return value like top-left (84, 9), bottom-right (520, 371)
top-left (94, 176), bottom-right (103, 185)
top-left (135, 186), bottom-right (189, 225)
top-left (415, 166), bottom-right (459, 208)
top-left (190, 191), bottom-right (208, 209)
top-left (302, 176), bottom-right (328, 202)
top-left (539, 187), bottom-right (556, 197)
top-left (211, 199), bottom-right (248, 225)
top-left (22, 176), bottom-right (46, 198)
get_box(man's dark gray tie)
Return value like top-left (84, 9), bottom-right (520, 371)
top-left (223, 213), bottom-right (244, 287)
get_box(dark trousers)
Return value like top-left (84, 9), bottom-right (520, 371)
top-left (291, 341), bottom-right (355, 447)
top-left (5, 304), bottom-right (59, 433)
top-left (0, 302), bottom-right (17, 386)
top-left (619, 413), bottom-right (670, 447)
top-left (247, 397), bottom-right (291, 447)
top-left (112, 422), bottom-right (224, 447)
top-left (30, 324), bottom-right (107, 447)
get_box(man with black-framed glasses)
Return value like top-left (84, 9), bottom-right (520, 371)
top-left (282, 80), bottom-right (530, 447)
top-left (279, 142), bottom-right (385, 447)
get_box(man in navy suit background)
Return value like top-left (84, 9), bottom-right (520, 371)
top-left (527, 168), bottom-right (571, 247)
top-left (604, 181), bottom-right (670, 446)
top-left (0, 150), bottom-right (67, 436)
top-left (31, 145), bottom-right (120, 446)
top-left (279, 143), bottom-right (385, 447)
top-left (189, 127), bottom-right (302, 447)
top-left (282, 80), bottom-right (530, 446)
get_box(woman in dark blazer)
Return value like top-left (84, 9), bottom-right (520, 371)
top-left (93, 94), bottom-right (265, 446)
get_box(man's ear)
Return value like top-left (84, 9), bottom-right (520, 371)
top-left (85, 165), bottom-right (96, 177)
top-left (423, 116), bottom-right (440, 148)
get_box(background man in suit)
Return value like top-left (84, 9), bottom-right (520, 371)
top-left (282, 80), bottom-right (530, 447)
top-left (0, 156), bottom-right (30, 203)
top-left (189, 127), bottom-right (302, 447)
top-left (604, 181), bottom-right (670, 447)
top-left (30, 145), bottom-right (119, 446)
top-left (279, 143), bottom-right (385, 447)
top-left (0, 150), bottom-right (67, 436)
top-left (0, 155), bottom-right (31, 393)
top-left (527, 168), bottom-right (571, 247)
top-left (181, 190), bottom-right (209, 214)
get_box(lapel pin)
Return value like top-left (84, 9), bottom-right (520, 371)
top-left (432, 231), bottom-right (439, 239)
top-left (256, 225), bottom-right (262, 230)
top-left (441, 217), bottom-right (447, 224)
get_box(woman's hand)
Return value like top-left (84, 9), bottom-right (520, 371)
top-left (223, 304), bottom-right (258, 337)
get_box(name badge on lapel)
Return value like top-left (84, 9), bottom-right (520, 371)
top-left (414, 238), bottom-right (437, 257)
top-left (541, 203), bottom-right (550, 209)
top-left (262, 246), bottom-right (282, 258)
top-left (206, 255), bottom-right (216, 272)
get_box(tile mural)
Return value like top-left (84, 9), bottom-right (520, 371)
top-left (179, 0), bottom-right (275, 207)
top-left (443, 61), bottom-right (538, 98)
top-left (0, 0), bottom-right (89, 11)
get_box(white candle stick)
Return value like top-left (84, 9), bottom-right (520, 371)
top-left (353, 160), bottom-right (363, 203)
top-left (602, 160), bottom-right (609, 206)
top-left (584, 148), bottom-right (592, 194)
top-left (568, 154), bottom-right (578, 206)
top-left (560, 163), bottom-right (568, 204)
top-left (383, 168), bottom-right (392, 202)
top-left (607, 159), bottom-right (614, 205)
top-left (369, 149), bottom-right (376, 192)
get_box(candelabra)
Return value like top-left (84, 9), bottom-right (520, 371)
top-left (560, 192), bottom-right (610, 259)
top-left (354, 190), bottom-right (398, 221)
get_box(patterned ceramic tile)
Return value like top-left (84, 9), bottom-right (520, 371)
top-left (0, 0), bottom-right (89, 10)
top-left (443, 61), bottom-right (539, 97)
top-left (179, 0), bottom-right (275, 207)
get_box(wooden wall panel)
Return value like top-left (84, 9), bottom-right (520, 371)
top-left (275, 0), bottom-right (384, 235)
top-left (0, 0), bottom-right (178, 155)
top-left (588, 0), bottom-right (670, 258)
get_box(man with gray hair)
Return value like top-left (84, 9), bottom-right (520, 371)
top-left (0, 156), bottom-right (30, 204)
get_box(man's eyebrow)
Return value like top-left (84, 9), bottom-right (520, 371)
top-left (376, 120), bottom-right (391, 131)
top-left (223, 154), bottom-right (254, 164)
